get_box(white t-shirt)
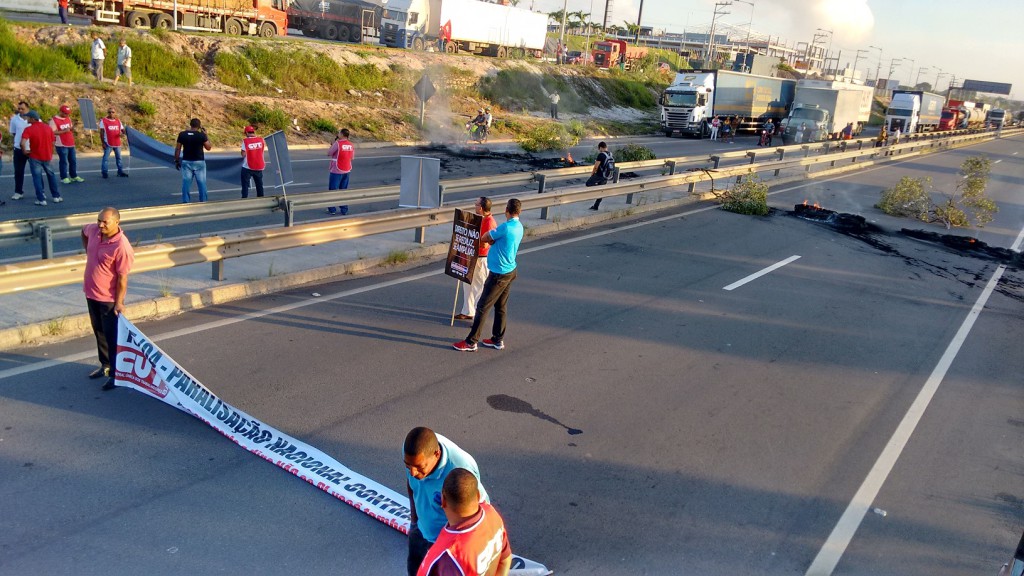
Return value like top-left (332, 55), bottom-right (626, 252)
top-left (117, 44), bottom-right (132, 66)
top-left (9, 114), bottom-right (28, 150)
top-left (550, 93), bottom-right (560, 104)
top-left (91, 38), bottom-right (106, 60)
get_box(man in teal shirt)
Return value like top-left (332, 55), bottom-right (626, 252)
top-left (454, 198), bottom-right (523, 351)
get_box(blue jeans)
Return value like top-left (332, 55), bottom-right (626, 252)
top-left (181, 160), bottom-right (208, 202)
top-left (56, 146), bottom-right (78, 179)
top-left (28, 158), bottom-right (61, 201)
top-left (102, 146), bottom-right (123, 176)
top-left (327, 171), bottom-right (350, 215)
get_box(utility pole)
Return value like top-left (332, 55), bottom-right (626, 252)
top-left (706, 1), bottom-right (730, 66)
top-left (915, 66), bottom-right (929, 87)
top-left (559, 0), bottom-right (568, 46)
top-left (852, 49), bottom-right (868, 82)
top-left (635, 0), bottom-right (644, 43)
top-left (869, 45), bottom-right (882, 86)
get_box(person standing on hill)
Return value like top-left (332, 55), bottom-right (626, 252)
top-left (99, 107), bottom-right (127, 179)
top-left (326, 128), bottom-right (354, 215)
top-left (58, 0), bottom-right (69, 24)
top-left (90, 32), bottom-right (106, 81)
top-left (549, 91), bottom-right (560, 120)
top-left (239, 126), bottom-right (266, 198)
top-left (51, 105), bottom-right (84, 184)
top-left (113, 38), bottom-right (132, 86)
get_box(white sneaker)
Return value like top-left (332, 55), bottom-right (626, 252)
top-left (53, 197), bottom-right (64, 203)
top-left (34, 200), bottom-right (47, 206)
top-left (11, 193), bottom-right (23, 200)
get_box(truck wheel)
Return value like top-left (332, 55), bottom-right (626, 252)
top-left (323, 23), bottom-right (339, 41)
top-left (338, 25), bottom-right (351, 42)
top-left (664, 130), bottom-right (673, 138)
top-left (349, 25), bottom-right (361, 42)
top-left (259, 22), bottom-right (276, 37)
top-left (496, 46), bottom-right (507, 58)
top-left (700, 121), bottom-right (709, 138)
top-left (412, 37), bottom-right (425, 51)
top-left (150, 13), bottom-right (172, 30)
top-left (445, 42), bottom-right (457, 54)
top-left (126, 11), bottom-right (149, 29)
top-left (225, 18), bottom-right (243, 35)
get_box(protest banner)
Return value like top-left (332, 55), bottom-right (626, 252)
top-left (113, 316), bottom-right (550, 575)
top-left (445, 208), bottom-right (483, 284)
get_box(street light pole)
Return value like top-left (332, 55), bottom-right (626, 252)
top-left (706, 1), bottom-right (731, 66)
top-left (816, 27), bottom-right (833, 72)
top-left (902, 58), bottom-right (914, 88)
top-left (733, 0), bottom-right (754, 71)
top-left (559, 0), bottom-right (567, 46)
top-left (852, 49), bottom-right (868, 82)
top-left (915, 66), bottom-right (929, 87)
top-left (635, 0), bottom-right (644, 43)
top-left (869, 44), bottom-right (882, 85)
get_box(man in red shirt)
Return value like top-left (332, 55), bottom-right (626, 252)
top-left (239, 126), bottom-right (267, 198)
top-left (81, 207), bottom-right (135, 391)
top-left (100, 107), bottom-right (128, 178)
top-left (417, 468), bottom-right (511, 576)
top-left (326, 127), bottom-right (354, 215)
top-left (455, 196), bottom-right (498, 321)
top-left (21, 110), bottom-right (62, 206)
top-left (51, 105), bottom-right (84, 184)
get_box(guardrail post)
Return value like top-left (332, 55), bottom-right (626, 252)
top-left (666, 160), bottom-right (677, 175)
top-left (39, 225), bottom-right (53, 260)
top-left (283, 199), bottom-right (294, 227)
top-left (537, 174), bottom-right (550, 220)
top-left (710, 155), bottom-right (721, 169)
top-left (438, 184), bottom-right (446, 206)
top-left (774, 149), bottom-right (785, 177)
top-left (212, 260), bottom-right (224, 281)
top-left (823, 142), bottom-right (832, 155)
top-left (801, 146), bottom-right (810, 158)
top-left (414, 226), bottom-right (426, 244)
top-left (857, 141), bottom-right (864, 151)
top-left (839, 141), bottom-right (847, 153)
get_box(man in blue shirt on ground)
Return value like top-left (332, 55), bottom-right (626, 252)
top-left (404, 427), bottom-right (489, 576)
top-left (453, 198), bottom-right (523, 351)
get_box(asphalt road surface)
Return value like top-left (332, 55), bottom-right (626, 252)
top-left (1, 138), bottom-right (1021, 574)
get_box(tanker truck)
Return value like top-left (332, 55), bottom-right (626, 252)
top-left (380, 0), bottom-right (547, 57)
top-left (938, 100), bottom-right (986, 131)
top-left (659, 69), bottom-right (796, 137)
top-left (92, 0), bottom-right (287, 36)
top-left (777, 80), bottom-right (874, 142)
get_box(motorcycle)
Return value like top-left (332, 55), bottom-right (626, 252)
top-left (465, 121), bottom-right (487, 144)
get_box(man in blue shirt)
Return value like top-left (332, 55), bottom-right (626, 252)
top-left (454, 198), bottom-right (523, 351)
top-left (404, 427), bottom-right (489, 576)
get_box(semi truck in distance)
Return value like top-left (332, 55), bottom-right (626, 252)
top-left (938, 100), bottom-right (987, 131)
top-left (380, 0), bottom-right (547, 57)
top-left (778, 80), bottom-right (874, 142)
top-left (659, 69), bottom-right (796, 137)
top-left (591, 39), bottom-right (648, 70)
top-left (885, 89), bottom-right (943, 133)
top-left (92, 0), bottom-right (287, 36)
top-left (985, 108), bottom-right (1009, 129)
top-left (289, 0), bottom-right (381, 43)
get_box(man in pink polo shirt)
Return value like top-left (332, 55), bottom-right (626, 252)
top-left (81, 207), bottom-right (135, 391)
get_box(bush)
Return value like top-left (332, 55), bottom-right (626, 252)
top-left (1, 20), bottom-right (84, 81)
top-left (136, 100), bottom-right (157, 116)
top-left (719, 175), bottom-right (769, 215)
top-left (306, 117), bottom-right (338, 134)
top-left (614, 143), bottom-right (656, 162)
top-left (876, 176), bottom-right (931, 220)
top-left (240, 102), bottom-right (290, 132)
top-left (518, 122), bottom-right (580, 152)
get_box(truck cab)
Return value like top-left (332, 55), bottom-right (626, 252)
top-left (381, 0), bottom-right (427, 49)
top-left (886, 92), bottom-right (920, 134)
top-left (592, 40), bottom-right (624, 68)
top-left (986, 108), bottom-right (1008, 129)
top-left (659, 71), bottom-right (715, 137)
top-left (779, 104), bottom-right (828, 142)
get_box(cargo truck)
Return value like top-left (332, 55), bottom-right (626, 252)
top-left (659, 69), bottom-right (796, 137)
top-left (938, 100), bottom-right (986, 130)
top-left (92, 0), bottom-right (287, 36)
top-left (289, 0), bottom-right (381, 43)
top-left (985, 108), bottom-right (1009, 129)
top-left (885, 90), bottom-right (943, 133)
top-left (592, 39), bottom-right (648, 70)
top-left (777, 80), bottom-right (874, 142)
top-left (380, 0), bottom-right (547, 57)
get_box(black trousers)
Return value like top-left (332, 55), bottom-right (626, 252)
top-left (13, 148), bottom-right (28, 195)
top-left (241, 168), bottom-right (264, 198)
top-left (466, 269), bottom-right (517, 345)
top-left (407, 525), bottom-right (433, 576)
top-left (87, 298), bottom-right (119, 369)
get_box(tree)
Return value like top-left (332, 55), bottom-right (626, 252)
top-left (569, 10), bottom-right (590, 34)
top-left (622, 20), bottom-right (639, 36)
top-left (548, 9), bottom-right (567, 26)
top-left (876, 156), bottom-right (997, 229)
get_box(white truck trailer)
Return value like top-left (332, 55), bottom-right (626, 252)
top-left (778, 80), bottom-right (874, 142)
top-left (885, 90), bottom-right (944, 133)
top-left (380, 0), bottom-right (547, 57)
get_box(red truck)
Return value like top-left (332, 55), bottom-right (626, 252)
top-left (592, 39), bottom-right (648, 70)
top-left (91, 0), bottom-right (287, 37)
top-left (938, 99), bottom-right (986, 131)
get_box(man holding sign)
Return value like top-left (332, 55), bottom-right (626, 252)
top-left (455, 197), bottom-right (497, 321)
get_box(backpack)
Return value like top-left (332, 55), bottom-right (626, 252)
top-left (600, 152), bottom-right (615, 181)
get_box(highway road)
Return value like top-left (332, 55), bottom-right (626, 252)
top-left (1, 134), bottom-right (1021, 575)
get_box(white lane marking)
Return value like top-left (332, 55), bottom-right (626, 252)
top-left (722, 255), bottom-right (801, 290)
top-left (804, 259), bottom-right (1014, 576)
top-left (0, 156), bottom-right (997, 379)
top-left (993, 159), bottom-right (1002, 164)
top-left (1011, 225), bottom-right (1024, 252)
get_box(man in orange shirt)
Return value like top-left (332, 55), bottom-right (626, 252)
top-left (417, 468), bottom-right (511, 576)
top-left (82, 207), bottom-right (135, 391)
top-left (455, 196), bottom-right (497, 321)
top-left (21, 110), bottom-right (62, 206)
top-left (326, 128), bottom-right (354, 215)
top-left (239, 126), bottom-right (267, 198)
top-left (99, 107), bottom-right (128, 178)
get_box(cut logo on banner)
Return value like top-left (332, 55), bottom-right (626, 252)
top-left (113, 315), bottom-right (550, 575)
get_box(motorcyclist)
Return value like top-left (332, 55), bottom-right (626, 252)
top-left (467, 108), bottom-right (488, 142)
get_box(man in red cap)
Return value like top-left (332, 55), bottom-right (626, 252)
top-left (239, 125), bottom-right (267, 198)
top-left (50, 105), bottom-right (84, 184)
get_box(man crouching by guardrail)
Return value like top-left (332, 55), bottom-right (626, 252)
top-left (82, 207), bottom-right (135, 391)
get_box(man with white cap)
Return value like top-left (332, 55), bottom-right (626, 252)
top-left (51, 105), bottom-right (84, 184)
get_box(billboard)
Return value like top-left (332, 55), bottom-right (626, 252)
top-left (961, 79), bottom-right (1012, 95)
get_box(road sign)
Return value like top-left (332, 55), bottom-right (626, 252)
top-left (414, 75), bottom-right (436, 102)
top-left (962, 79), bottom-right (1012, 95)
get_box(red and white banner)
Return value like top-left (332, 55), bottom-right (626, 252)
top-left (114, 316), bottom-right (550, 575)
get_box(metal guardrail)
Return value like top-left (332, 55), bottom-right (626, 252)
top-left (1, 126), bottom-right (1013, 297)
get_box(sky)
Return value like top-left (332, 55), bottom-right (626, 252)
top-left (527, 0), bottom-right (1024, 101)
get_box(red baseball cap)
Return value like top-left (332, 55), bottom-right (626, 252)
top-left (60, 105), bottom-right (71, 114)
top-left (244, 125), bottom-right (256, 133)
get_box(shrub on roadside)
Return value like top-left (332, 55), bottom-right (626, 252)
top-left (306, 117), bottom-right (338, 134)
top-left (876, 156), bottom-right (996, 229)
top-left (717, 175), bottom-right (769, 216)
top-left (240, 102), bottom-right (290, 132)
top-left (876, 176), bottom-right (931, 220)
top-left (518, 122), bottom-right (580, 152)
